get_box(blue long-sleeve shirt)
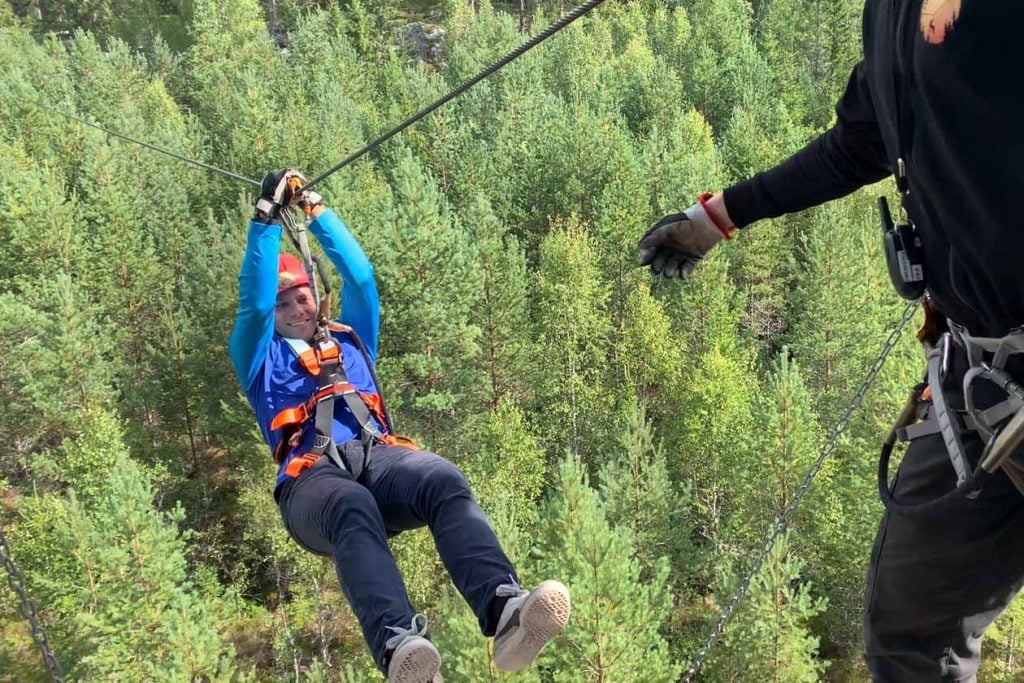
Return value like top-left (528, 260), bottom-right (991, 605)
top-left (229, 209), bottom-right (385, 490)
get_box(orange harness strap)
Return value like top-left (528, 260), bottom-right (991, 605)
top-left (276, 325), bottom-right (415, 478)
top-left (284, 453), bottom-right (320, 478)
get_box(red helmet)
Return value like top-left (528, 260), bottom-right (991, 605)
top-left (277, 253), bottom-right (310, 294)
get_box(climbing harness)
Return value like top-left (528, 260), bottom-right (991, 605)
top-left (680, 301), bottom-right (918, 683)
top-left (0, 522), bottom-right (63, 682)
top-left (271, 320), bottom-right (413, 481)
top-left (273, 332), bottom-right (348, 477)
top-left (879, 301), bottom-right (1024, 515)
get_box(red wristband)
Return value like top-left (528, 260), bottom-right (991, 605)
top-left (697, 192), bottom-right (736, 240)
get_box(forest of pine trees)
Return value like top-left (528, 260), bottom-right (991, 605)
top-left (1, 0), bottom-right (1022, 680)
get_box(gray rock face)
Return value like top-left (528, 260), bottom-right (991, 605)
top-left (405, 22), bottom-right (446, 64)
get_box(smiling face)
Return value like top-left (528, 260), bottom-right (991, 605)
top-left (275, 285), bottom-right (318, 340)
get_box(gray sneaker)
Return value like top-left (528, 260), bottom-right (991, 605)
top-left (493, 579), bottom-right (571, 672)
top-left (385, 614), bottom-right (443, 683)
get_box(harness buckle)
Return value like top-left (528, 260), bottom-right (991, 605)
top-left (284, 452), bottom-right (320, 478)
top-left (271, 404), bottom-right (310, 431)
top-left (316, 338), bottom-right (340, 361)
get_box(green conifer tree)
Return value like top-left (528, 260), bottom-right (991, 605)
top-left (458, 398), bottom-right (546, 518)
top-left (531, 219), bottom-right (615, 464)
top-left (368, 151), bottom-right (485, 449)
top-left (672, 0), bottom-right (774, 132)
top-left (704, 533), bottom-right (828, 682)
top-left (12, 410), bottom-right (241, 680)
top-left (985, 598), bottom-right (1024, 683)
top-left (598, 399), bottom-right (693, 574)
top-left (0, 277), bottom-right (114, 482)
top-left (460, 195), bottom-right (534, 408)
top-left (724, 351), bottom-right (827, 553)
top-left (616, 286), bottom-right (686, 417)
top-left (755, 0), bottom-right (864, 130)
top-left (532, 455), bottom-right (681, 682)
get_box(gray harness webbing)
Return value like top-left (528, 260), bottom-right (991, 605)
top-left (329, 345), bottom-right (384, 481)
top-left (287, 336), bottom-right (346, 472)
top-left (285, 334), bottom-right (386, 480)
top-left (897, 323), bottom-right (1024, 494)
top-left (928, 342), bottom-right (971, 485)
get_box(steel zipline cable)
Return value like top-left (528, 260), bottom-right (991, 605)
top-left (34, 103), bottom-right (262, 187)
top-left (33, 0), bottom-right (609, 194)
top-left (298, 0), bottom-right (608, 192)
top-left (679, 300), bottom-right (919, 683)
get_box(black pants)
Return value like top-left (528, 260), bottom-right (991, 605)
top-left (277, 443), bottom-right (517, 672)
top-left (866, 361), bottom-right (1024, 680)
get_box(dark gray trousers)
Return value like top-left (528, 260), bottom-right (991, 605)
top-left (277, 443), bottom-right (517, 671)
top-left (866, 355), bottom-right (1024, 681)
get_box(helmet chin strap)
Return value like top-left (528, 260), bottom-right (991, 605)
top-left (281, 209), bottom-right (332, 340)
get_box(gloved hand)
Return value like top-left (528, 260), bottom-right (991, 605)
top-left (296, 186), bottom-right (324, 218)
top-left (254, 169), bottom-right (305, 222)
top-left (638, 194), bottom-right (735, 279)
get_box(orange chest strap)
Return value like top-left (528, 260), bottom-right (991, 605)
top-left (294, 337), bottom-right (341, 376)
top-left (270, 382), bottom-right (358, 432)
top-left (271, 334), bottom-right (385, 434)
top-left (270, 336), bottom-right (348, 440)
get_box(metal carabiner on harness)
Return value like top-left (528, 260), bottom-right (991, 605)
top-left (880, 321), bottom-right (1024, 515)
top-left (956, 324), bottom-right (1024, 485)
top-left (976, 361), bottom-right (1024, 484)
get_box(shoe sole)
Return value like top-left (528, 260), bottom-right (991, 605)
top-left (494, 580), bottom-right (571, 672)
top-left (389, 638), bottom-right (442, 683)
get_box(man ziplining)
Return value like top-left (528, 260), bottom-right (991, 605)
top-left (229, 170), bottom-right (571, 683)
top-left (35, 0), bottom-right (1022, 678)
top-left (6, 5), bottom-right (609, 681)
top-left (639, 1), bottom-right (1024, 680)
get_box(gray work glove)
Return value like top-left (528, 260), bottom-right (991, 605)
top-left (638, 199), bottom-right (733, 279)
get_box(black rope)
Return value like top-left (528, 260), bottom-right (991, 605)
top-left (878, 423), bottom-right (989, 516)
top-left (299, 0), bottom-right (609, 192)
top-left (34, 103), bottom-right (261, 187)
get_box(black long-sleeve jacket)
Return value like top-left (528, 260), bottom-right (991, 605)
top-left (723, 0), bottom-right (1024, 337)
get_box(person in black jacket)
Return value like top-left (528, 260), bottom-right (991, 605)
top-left (639, 1), bottom-right (1024, 680)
